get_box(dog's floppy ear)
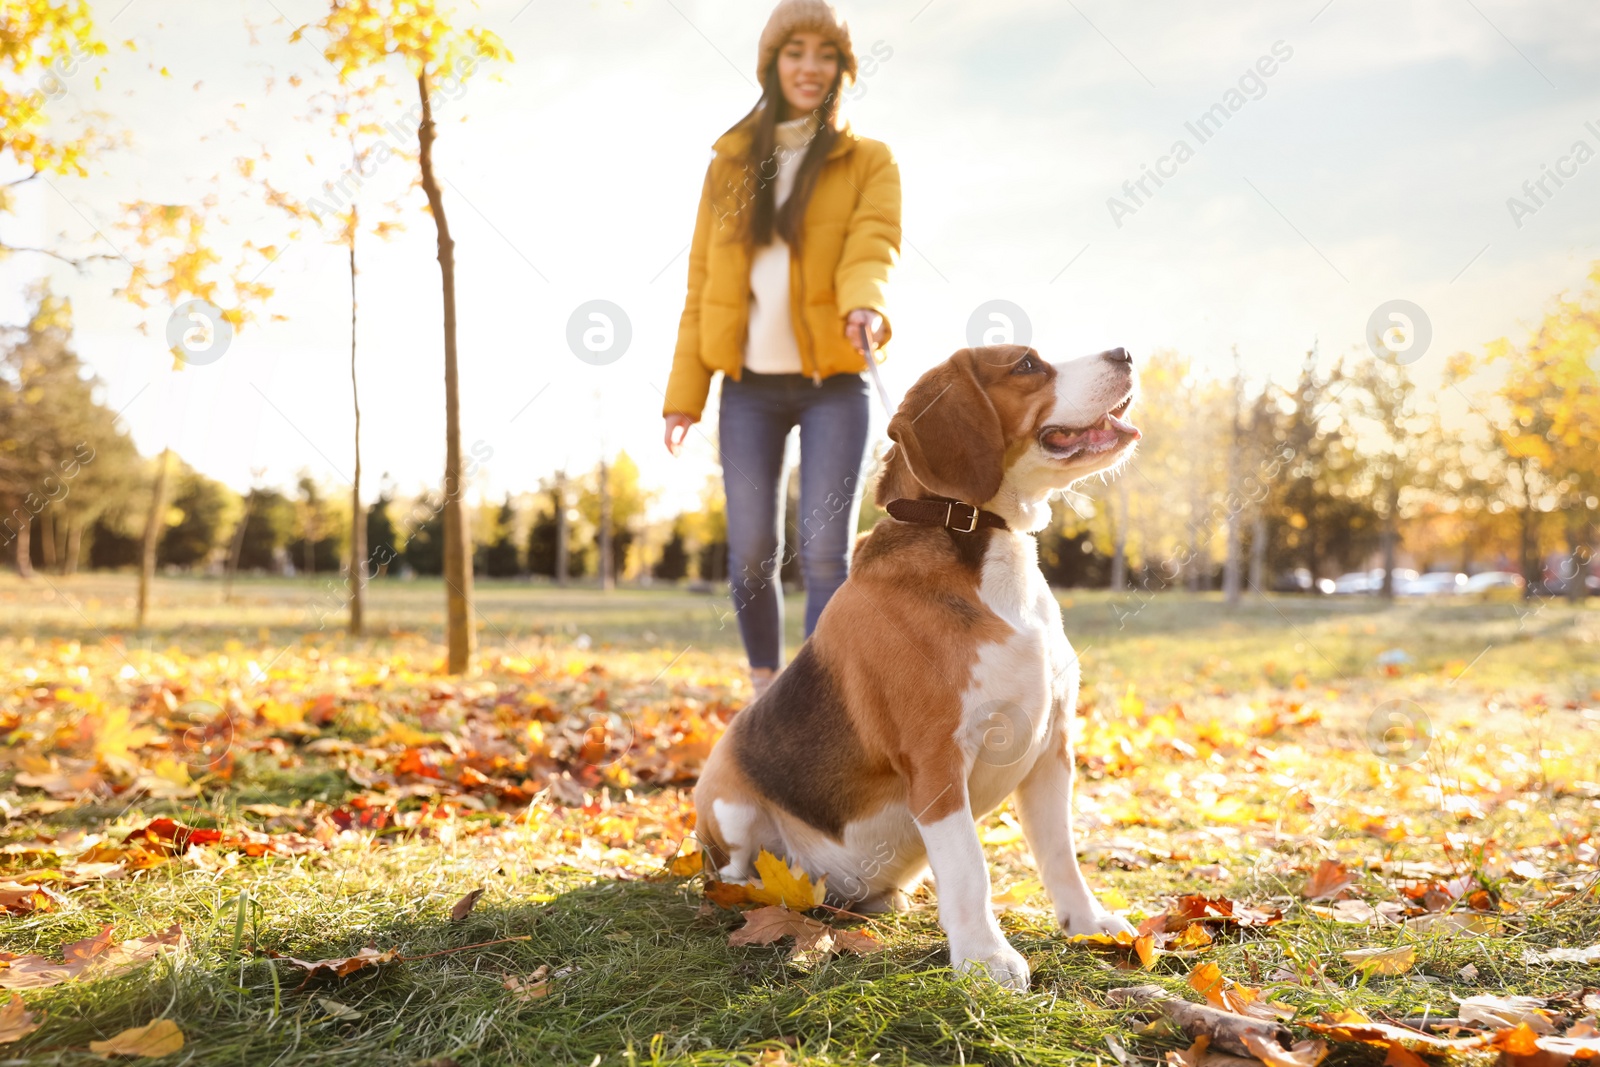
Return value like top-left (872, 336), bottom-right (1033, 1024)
top-left (887, 351), bottom-right (1006, 505)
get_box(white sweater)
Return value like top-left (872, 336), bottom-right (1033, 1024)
top-left (743, 114), bottom-right (820, 375)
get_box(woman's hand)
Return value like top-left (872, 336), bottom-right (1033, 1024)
top-left (664, 414), bottom-right (694, 456)
top-left (845, 308), bottom-right (887, 359)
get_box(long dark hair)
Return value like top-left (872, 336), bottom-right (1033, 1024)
top-left (723, 61), bottom-right (843, 252)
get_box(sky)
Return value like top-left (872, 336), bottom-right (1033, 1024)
top-left (4, 0), bottom-right (1599, 519)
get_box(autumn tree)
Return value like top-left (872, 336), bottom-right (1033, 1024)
top-left (116, 200), bottom-right (276, 626)
top-left (0, 1), bottom-right (114, 265)
top-left (1471, 263), bottom-right (1600, 595)
top-left (295, 0), bottom-right (510, 672)
top-left (247, 71), bottom-right (406, 635)
top-left (0, 286), bottom-right (138, 575)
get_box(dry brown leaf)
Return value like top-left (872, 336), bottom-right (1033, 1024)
top-left (0, 923), bottom-right (186, 991)
top-left (1239, 1033), bottom-right (1328, 1067)
top-left (267, 944), bottom-right (401, 987)
top-left (1302, 860), bottom-right (1357, 902)
top-left (503, 965), bottom-right (551, 1002)
top-left (0, 994), bottom-right (43, 1045)
top-left (727, 905), bottom-right (882, 961)
top-left (1164, 1035), bottom-right (1261, 1067)
top-left (1458, 995), bottom-right (1556, 1034)
top-left (449, 888), bottom-right (484, 922)
top-left (88, 1018), bottom-right (184, 1057)
top-left (0, 881), bottom-right (60, 916)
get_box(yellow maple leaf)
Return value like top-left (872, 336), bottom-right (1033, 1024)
top-left (89, 706), bottom-right (158, 764)
top-left (746, 850), bottom-right (825, 909)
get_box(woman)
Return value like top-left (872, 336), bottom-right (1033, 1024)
top-left (662, 0), bottom-right (901, 699)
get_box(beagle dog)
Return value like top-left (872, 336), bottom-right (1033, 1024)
top-left (694, 343), bottom-right (1141, 990)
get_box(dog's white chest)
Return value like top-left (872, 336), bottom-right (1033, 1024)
top-left (958, 533), bottom-right (1076, 814)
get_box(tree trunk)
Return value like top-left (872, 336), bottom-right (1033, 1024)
top-left (1566, 510), bottom-right (1587, 602)
top-left (1222, 370), bottom-right (1243, 607)
top-left (1379, 476), bottom-right (1398, 601)
top-left (137, 447), bottom-right (172, 628)
top-left (554, 472), bottom-right (568, 587)
top-left (1517, 461), bottom-right (1539, 594)
top-left (599, 456), bottom-right (614, 591)
top-left (39, 508), bottom-right (57, 571)
top-left (64, 517), bottom-right (82, 576)
top-left (1249, 511), bottom-right (1267, 592)
top-left (417, 69), bottom-right (474, 673)
top-left (13, 514), bottom-right (33, 578)
top-left (1110, 476), bottom-right (1127, 590)
top-left (348, 218), bottom-right (366, 637)
top-left (225, 490), bottom-right (252, 603)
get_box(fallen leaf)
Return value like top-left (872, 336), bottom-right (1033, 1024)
top-left (449, 888), bottom-right (484, 922)
top-left (88, 1018), bottom-right (184, 1057)
top-left (727, 905), bottom-right (881, 961)
top-left (0, 994), bottom-right (43, 1044)
top-left (991, 878), bottom-right (1043, 911)
top-left (1340, 945), bottom-right (1415, 975)
top-left (1240, 1033), bottom-right (1328, 1067)
top-left (315, 997), bottom-right (361, 1021)
top-left (0, 881), bottom-right (60, 916)
top-left (746, 851), bottom-right (826, 910)
top-left (1522, 944), bottom-right (1600, 965)
top-left (504, 965), bottom-right (551, 1002)
top-left (267, 945), bottom-right (401, 988)
top-left (1458, 995), bottom-right (1556, 1034)
top-left (1187, 961), bottom-right (1262, 1015)
top-left (1303, 860), bottom-right (1357, 902)
top-left (0, 924), bottom-right (186, 991)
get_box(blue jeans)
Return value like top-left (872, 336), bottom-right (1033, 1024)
top-left (719, 370), bottom-right (870, 671)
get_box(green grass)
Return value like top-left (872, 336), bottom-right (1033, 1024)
top-left (1, 574), bottom-right (1598, 1065)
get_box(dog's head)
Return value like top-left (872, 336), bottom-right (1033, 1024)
top-left (882, 344), bottom-right (1140, 508)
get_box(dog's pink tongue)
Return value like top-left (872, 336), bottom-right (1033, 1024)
top-left (1107, 411), bottom-right (1142, 439)
top-left (1083, 426), bottom-right (1120, 449)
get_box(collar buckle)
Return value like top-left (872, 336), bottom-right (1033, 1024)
top-left (945, 501), bottom-right (979, 533)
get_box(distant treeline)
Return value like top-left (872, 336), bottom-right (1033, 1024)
top-left (5, 270), bottom-right (1598, 594)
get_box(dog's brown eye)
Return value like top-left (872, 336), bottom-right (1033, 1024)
top-left (1012, 356), bottom-right (1040, 374)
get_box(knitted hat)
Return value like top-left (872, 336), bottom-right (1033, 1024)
top-left (757, 0), bottom-right (857, 85)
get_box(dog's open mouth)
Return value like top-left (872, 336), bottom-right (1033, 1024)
top-left (1039, 394), bottom-right (1140, 460)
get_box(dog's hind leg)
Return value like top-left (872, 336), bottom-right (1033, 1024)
top-left (707, 797), bottom-right (778, 881)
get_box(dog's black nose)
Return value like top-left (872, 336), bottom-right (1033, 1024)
top-left (1102, 347), bottom-right (1133, 364)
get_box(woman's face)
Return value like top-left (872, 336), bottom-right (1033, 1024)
top-left (776, 31), bottom-right (839, 118)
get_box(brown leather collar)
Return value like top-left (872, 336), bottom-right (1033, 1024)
top-left (885, 497), bottom-right (1009, 533)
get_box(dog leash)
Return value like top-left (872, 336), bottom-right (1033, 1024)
top-left (853, 321), bottom-right (895, 418)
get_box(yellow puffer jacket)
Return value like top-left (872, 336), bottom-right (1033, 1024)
top-left (663, 117), bottom-right (902, 421)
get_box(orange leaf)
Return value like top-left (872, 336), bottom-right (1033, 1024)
top-left (1303, 860), bottom-right (1357, 901)
top-left (0, 994), bottom-right (43, 1045)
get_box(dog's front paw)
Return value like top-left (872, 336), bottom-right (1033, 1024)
top-left (1062, 907), bottom-right (1136, 938)
top-left (950, 938), bottom-right (1031, 991)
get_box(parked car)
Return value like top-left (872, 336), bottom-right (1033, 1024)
top-left (1332, 572), bottom-right (1374, 594)
top-left (1369, 567), bottom-right (1418, 589)
top-left (1540, 573), bottom-right (1600, 596)
top-left (1398, 571), bottom-right (1467, 596)
top-left (1272, 567), bottom-right (1316, 593)
top-left (1464, 571), bottom-right (1524, 593)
